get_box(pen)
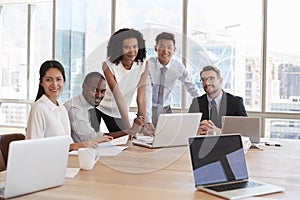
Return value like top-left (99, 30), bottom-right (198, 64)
top-left (265, 142), bottom-right (282, 147)
top-left (135, 113), bottom-right (144, 120)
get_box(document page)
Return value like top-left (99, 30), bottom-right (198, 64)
top-left (96, 145), bottom-right (128, 156)
top-left (96, 135), bottom-right (129, 156)
top-left (69, 135), bottom-right (129, 157)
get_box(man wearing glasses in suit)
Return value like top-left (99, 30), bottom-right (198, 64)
top-left (188, 65), bottom-right (247, 135)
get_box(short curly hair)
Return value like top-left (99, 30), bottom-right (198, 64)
top-left (107, 28), bottom-right (146, 65)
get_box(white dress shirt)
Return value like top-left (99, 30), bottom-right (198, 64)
top-left (146, 57), bottom-right (201, 123)
top-left (26, 95), bottom-right (73, 143)
top-left (64, 94), bottom-right (104, 142)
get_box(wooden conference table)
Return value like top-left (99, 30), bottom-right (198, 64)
top-left (12, 139), bottom-right (300, 200)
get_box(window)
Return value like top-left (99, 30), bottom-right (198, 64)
top-left (0, 5), bottom-right (27, 100)
top-left (0, 2), bottom-right (52, 128)
top-left (266, 0), bottom-right (300, 113)
top-left (1, 0), bottom-right (300, 140)
top-left (188, 0), bottom-right (262, 112)
top-left (266, 118), bottom-right (300, 139)
top-left (55, 0), bottom-right (111, 103)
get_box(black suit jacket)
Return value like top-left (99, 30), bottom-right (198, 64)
top-left (188, 91), bottom-right (247, 122)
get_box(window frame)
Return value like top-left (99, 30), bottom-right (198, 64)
top-left (1, 0), bottom-right (300, 139)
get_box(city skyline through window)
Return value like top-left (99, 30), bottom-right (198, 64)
top-left (0, 0), bottom-right (299, 139)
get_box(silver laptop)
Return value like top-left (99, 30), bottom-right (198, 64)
top-left (132, 113), bottom-right (202, 148)
top-left (221, 116), bottom-right (261, 143)
top-left (0, 135), bottom-right (70, 199)
top-left (188, 134), bottom-right (284, 200)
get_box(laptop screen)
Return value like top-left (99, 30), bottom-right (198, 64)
top-left (188, 134), bottom-right (248, 187)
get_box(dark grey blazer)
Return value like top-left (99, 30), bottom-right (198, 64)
top-left (188, 91), bottom-right (247, 127)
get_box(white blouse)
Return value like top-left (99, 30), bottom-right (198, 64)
top-left (99, 59), bottom-right (147, 118)
top-left (26, 95), bottom-right (72, 143)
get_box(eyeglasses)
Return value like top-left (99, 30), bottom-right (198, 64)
top-left (200, 76), bottom-right (216, 83)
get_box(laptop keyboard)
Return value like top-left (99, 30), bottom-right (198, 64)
top-left (205, 181), bottom-right (263, 192)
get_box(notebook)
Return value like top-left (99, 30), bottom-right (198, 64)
top-left (132, 113), bottom-right (202, 148)
top-left (221, 116), bottom-right (261, 143)
top-left (188, 134), bottom-right (284, 200)
top-left (0, 135), bottom-right (70, 199)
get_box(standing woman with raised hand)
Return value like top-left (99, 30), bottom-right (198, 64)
top-left (26, 60), bottom-right (112, 151)
top-left (99, 28), bottom-right (149, 132)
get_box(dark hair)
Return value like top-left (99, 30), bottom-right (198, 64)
top-left (107, 28), bottom-right (146, 65)
top-left (200, 65), bottom-right (222, 77)
top-left (83, 72), bottom-right (105, 84)
top-left (155, 32), bottom-right (176, 46)
top-left (35, 60), bottom-right (66, 102)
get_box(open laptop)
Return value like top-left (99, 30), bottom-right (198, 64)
top-left (221, 116), bottom-right (261, 143)
top-left (132, 113), bottom-right (202, 148)
top-left (0, 135), bottom-right (70, 199)
top-left (188, 134), bottom-right (284, 200)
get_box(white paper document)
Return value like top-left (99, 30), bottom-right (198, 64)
top-left (65, 168), bottom-right (80, 178)
top-left (69, 150), bottom-right (78, 155)
top-left (107, 135), bottom-right (129, 146)
top-left (96, 145), bottom-right (128, 156)
top-left (68, 135), bottom-right (129, 157)
top-left (69, 145), bottom-right (128, 157)
top-left (96, 135), bottom-right (129, 156)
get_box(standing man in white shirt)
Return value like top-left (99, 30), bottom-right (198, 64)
top-left (146, 32), bottom-right (201, 128)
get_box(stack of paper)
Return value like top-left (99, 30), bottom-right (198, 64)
top-left (96, 135), bottom-right (129, 156)
top-left (68, 135), bottom-right (129, 157)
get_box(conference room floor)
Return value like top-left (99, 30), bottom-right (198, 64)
top-left (8, 138), bottom-right (300, 200)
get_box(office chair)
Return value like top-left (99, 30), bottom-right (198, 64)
top-left (0, 133), bottom-right (25, 171)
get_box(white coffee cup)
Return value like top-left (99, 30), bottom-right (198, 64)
top-left (78, 148), bottom-right (99, 170)
top-left (241, 136), bottom-right (251, 153)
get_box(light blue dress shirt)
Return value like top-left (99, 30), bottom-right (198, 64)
top-left (146, 57), bottom-right (201, 123)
